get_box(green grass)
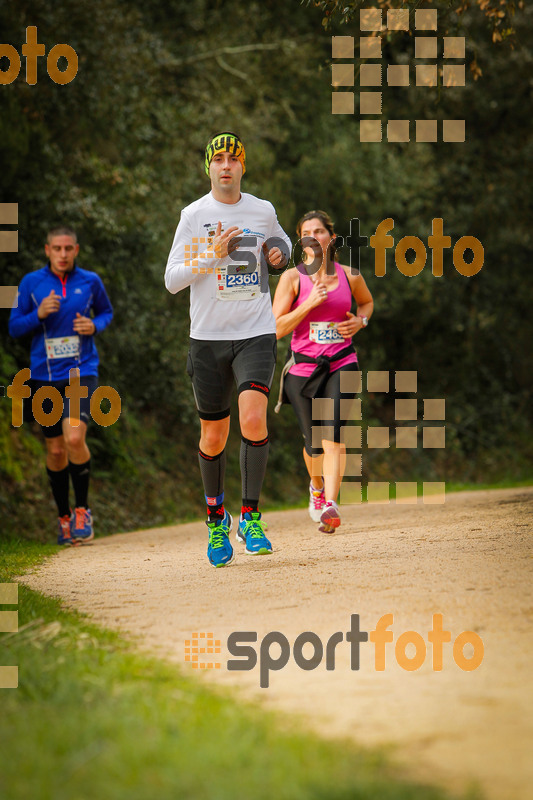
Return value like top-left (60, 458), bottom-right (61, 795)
top-left (445, 477), bottom-right (533, 493)
top-left (0, 541), bottom-right (479, 800)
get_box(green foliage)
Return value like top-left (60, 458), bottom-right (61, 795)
top-left (303, 0), bottom-right (519, 40)
top-left (0, 0), bottom-right (531, 540)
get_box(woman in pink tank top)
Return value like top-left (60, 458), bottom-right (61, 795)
top-left (273, 210), bottom-right (373, 533)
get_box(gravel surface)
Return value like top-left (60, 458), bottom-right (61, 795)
top-left (22, 486), bottom-right (533, 800)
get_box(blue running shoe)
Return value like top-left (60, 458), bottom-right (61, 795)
top-left (236, 518), bottom-right (246, 544)
top-left (57, 512), bottom-right (76, 546)
top-left (207, 510), bottom-right (234, 568)
top-left (239, 512), bottom-right (272, 555)
top-left (71, 507), bottom-right (94, 543)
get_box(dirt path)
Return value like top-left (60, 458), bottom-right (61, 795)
top-left (22, 487), bottom-right (533, 800)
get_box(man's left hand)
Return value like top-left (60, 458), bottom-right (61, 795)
top-left (73, 312), bottom-right (96, 335)
top-left (262, 242), bottom-right (286, 269)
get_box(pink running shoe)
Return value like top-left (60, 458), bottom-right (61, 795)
top-left (308, 483), bottom-right (326, 522)
top-left (319, 501), bottom-right (341, 533)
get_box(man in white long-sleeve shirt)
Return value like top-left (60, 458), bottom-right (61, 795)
top-left (165, 131), bottom-right (291, 568)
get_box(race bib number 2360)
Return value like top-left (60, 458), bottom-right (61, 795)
top-left (216, 265), bottom-right (260, 301)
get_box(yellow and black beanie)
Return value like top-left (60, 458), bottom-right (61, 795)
top-left (204, 131), bottom-right (246, 176)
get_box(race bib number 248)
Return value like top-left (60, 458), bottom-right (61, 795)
top-left (309, 322), bottom-right (344, 343)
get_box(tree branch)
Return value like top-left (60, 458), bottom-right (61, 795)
top-left (215, 55), bottom-right (250, 82)
top-left (173, 41), bottom-right (299, 68)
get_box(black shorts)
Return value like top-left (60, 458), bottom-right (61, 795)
top-left (284, 363), bottom-right (360, 456)
top-left (30, 375), bottom-right (98, 438)
top-left (186, 334), bottom-right (277, 420)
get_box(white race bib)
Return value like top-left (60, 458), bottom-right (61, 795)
top-left (309, 322), bottom-right (344, 344)
top-left (215, 264), bottom-right (261, 301)
top-left (45, 335), bottom-right (80, 359)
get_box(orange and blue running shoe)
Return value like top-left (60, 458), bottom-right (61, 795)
top-left (71, 507), bottom-right (94, 543)
top-left (57, 512), bottom-right (76, 545)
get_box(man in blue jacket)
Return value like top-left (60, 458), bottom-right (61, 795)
top-left (9, 226), bottom-right (113, 545)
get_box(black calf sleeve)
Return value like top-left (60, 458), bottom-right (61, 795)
top-left (199, 449), bottom-right (226, 519)
top-left (69, 459), bottom-right (90, 508)
top-left (240, 436), bottom-right (269, 507)
top-left (47, 466), bottom-right (70, 517)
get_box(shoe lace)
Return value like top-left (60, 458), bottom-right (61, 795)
top-left (208, 521), bottom-right (230, 549)
top-left (312, 491), bottom-right (325, 510)
top-left (59, 515), bottom-right (71, 534)
top-left (74, 508), bottom-right (87, 530)
top-left (242, 513), bottom-right (268, 539)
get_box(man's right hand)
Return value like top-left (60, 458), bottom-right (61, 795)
top-left (37, 290), bottom-right (61, 320)
top-left (212, 221), bottom-right (243, 259)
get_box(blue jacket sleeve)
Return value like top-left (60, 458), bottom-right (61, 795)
top-left (91, 275), bottom-right (113, 333)
top-left (8, 275), bottom-right (41, 338)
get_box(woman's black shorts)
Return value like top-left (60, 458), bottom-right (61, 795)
top-left (284, 362), bottom-right (360, 456)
